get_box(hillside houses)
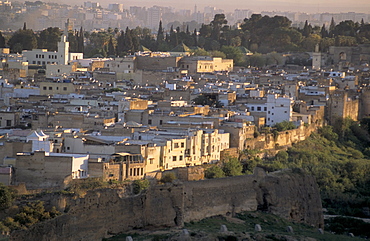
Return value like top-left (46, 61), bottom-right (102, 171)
top-left (1, 31), bottom-right (370, 190)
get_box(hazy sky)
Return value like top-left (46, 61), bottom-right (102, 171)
top-left (59, 0), bottom-right (370, 14)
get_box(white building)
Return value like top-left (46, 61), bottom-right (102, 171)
top-left (245, 94), bottom-right (293, 126)
top-left (22, 35), bottom-right (83, 66)
top-left (26, 130), bottom-right (53, 152)
top-left (266, 94), bottom-right (293, 126)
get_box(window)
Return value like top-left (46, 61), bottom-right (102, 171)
top-left (148, 119), bottom-right (152, 125)
top-left (49, 87), bottom-right (52, 90)
top-left (257, 107), bottom-right (261, 111)
top-left (179, 156), bottom-right (183, 161)
top-left (67, 147), bottom-right (70, 150)
top-left (43, 86), bottom-right (47, 90)
top-left (128, 65), bottom-right (131, 68)
top-left (159, 120), bottom-right (163, 125)
top-left (264, 107), bottom-right (267, 111)
top-left (63, 87), bottom-right (67, 91)
top-left (174, 143), bottom-right (179, 148)
top-left (6, 120), bottom-right (11, 126)
top-left (173, 156), bottom-right (177, 161)
top-left (251, 106), bottom-right (254, 111)
top-left (32, 61), bottom-right (36, 64)
top-left (181, 142), bottom-right (184, 148)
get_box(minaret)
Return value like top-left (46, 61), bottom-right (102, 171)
top-left (57, 19), bottom-right (70, 65)
top-left (312, 44), bottom-right (321, 70)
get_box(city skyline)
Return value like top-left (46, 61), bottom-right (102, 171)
top-left (57, 0), bottom-right (370, 14)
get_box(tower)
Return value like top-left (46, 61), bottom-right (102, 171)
top-left (57, 20), bottom-right (70, 65)
top-left (312, 44), bottom-right (321, 70)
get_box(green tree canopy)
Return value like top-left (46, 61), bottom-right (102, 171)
top-left (0, 184), bottom-right (15, 210)
top-left (8, 29), bottom-right (37, 53)
top-left (37, 27), bottom-right (61, 51)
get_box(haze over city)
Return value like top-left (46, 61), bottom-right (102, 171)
top-left (56, 0), bottom-right (370, 13)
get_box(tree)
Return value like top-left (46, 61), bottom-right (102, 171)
top-left (37, 27), bottom-right (61, 51)
top-left (8, 29), bottom-right (37, 52)
top-left (107, 35), bottom-right (115, 56)
top-left (157, 20), bottom-right (164, 43)
top-left (248, 53), bottom-right (266, 68)
top-left (220, 46), bottom-right (244, 65)
top-left (116, 30), bottom-right (125, 56)
top-left (199, 24), bottom-right (212, 38)
top-left (274, 121), bottom-right (296, 131)
top-left (334, 20), bottom-right (357, 37)
top-left (329, 17), bottom-right (336, 37)
top-left (320, 24), bottom-right (328, 38)
top-left (302, 20), bottom-right (312, 37)
top-left (78, 26), bottom-right (84, 53)
top-left (0, 184), bottom-right (15, 210)
top-left (0, 31), bottom-right (5, 48)
top-left (210, 50), bottom-right (226, 59)
top-left (301, 34), bottom-right (321, 51)
top-left (266, 52), bottom-right (283, 66)
top-left (205, 166), bottom-right (225, 179)
top-left (124, 27), bottom-right (134, 53)
top-left (192, 48), bottom-right (210, 56)
top-left (210, 14), bottom-right (227, 41)
top-left (222, 158), bottom-right (243, 176)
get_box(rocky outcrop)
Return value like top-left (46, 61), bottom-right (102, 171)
top-left (10, 168), bottom-right (323, 241)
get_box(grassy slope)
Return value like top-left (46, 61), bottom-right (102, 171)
top-left (104, 211), bottom-right (364, 241)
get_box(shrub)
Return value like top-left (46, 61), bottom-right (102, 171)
top-left (132, 179), bottom-right (150, 194)
top-left (274, 121), bottom-right (296, 132)
top-left (205, 166), bottom-right (225, 179)
top-left (160, 173), bottom-right (177, 183)
top-left (222, 158), bottom-right (243, 177)
top-left (67, 178), bottom-right (107, 195)
top-left (0, 184), bottom-right (16, 210)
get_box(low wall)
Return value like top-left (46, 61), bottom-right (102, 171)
top-left (246, 124), bottom-right (317, 154)
top-left (10, 168), bottom-right (323, 241)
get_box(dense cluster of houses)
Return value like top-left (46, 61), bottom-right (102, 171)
top-left (0, 29), bottom-right (370, 191)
